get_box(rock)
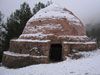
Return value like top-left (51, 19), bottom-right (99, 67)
top-left (2, 4), bottom-right (96, 68)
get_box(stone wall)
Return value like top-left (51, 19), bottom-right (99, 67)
top-left (9, 40), bottom-right (50, 55)
top-left (2, 53), bottom-right (48, 68)
top-left (30, 42), bottom-right (50, 56)
top-left (9, 40), bottom-right (38, 54)
top-left (2, 39), bottom-right (97, 68)
top-left (63, 42), bottom-right (97, 53)
top-left (2, 39), bottom-right (50, 68)
top-left (72, 43), bottom-right (97, 51)
top-left (62, 44), bottom-right (70, 56)
top-left (20, 18), bottom-right (86, 40)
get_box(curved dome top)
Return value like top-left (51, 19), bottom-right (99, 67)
top-left (19, 4), bottom-right (86, 40)
top-left (28, 4), bottom-right (82, 26)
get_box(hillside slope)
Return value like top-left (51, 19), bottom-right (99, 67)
top-left (0, 49), bottom-right (100, 75)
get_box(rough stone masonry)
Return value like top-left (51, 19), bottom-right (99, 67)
top-left (2, 4), bottom-right (96, 68)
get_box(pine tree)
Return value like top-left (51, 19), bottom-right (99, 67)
top-left (5, 2), bottom-right (32, 50)
top-left (7, 2), bottom-right (32, 38)
top-left (5, 2), bottom-right (47, 50)
top-left (0, 11), bottom-right (3, 24)
top-left (0, 11), bottom-right (7, 62)
top-left (86, 23), bottom-right (100, 47)
top-left (33, 2), bottom-right (46, 15)
top-left (0, 2), bottom-right (49, 62)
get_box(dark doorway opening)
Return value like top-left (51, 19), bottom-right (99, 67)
top-left (49, 44), bottom-right (62, 62)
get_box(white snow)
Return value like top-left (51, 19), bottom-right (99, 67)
top-left (63, 42), bottom-right (96, 44)
top-left (59, 35), bottom-right (89, 41)
top-left (11, 39), bottom-right (51, 43)
top-left (4, 51), bottom-right (29, 57)
top-left (66, 35), bottom-right (88, 40)
top-left (66, 35), bottom-right (87, 38)
top-left (26, 23), bottom-right (62, 32)
top-left (19, 32), bottom-right (54, 39)
top-left (62, 35), bottom-right (88, 39)
top-left (4, 51), bottom-right (47, 58)
top-left (0, 49), bottom-right (100, 75)
top-left (28, 4), bottom-right (81, 26)
top-left (19, 33), bottom-right (47, 39)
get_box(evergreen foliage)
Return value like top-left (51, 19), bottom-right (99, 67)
top-left (7, 2), bottom-right (32, 38)
top-left (33, 2), bottom-right (46, 15)
top-left (86, 23), bottom-right (100, 47)
top-left (0, 1), bottom-right (50, 62)
top-left (5, 2), bottom-right (47, 50)
top-left (5, 2), bottom-right (32, 50)
top-left (0, 11), bottom-right (7, 62)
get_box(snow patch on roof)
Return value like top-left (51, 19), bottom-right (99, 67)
top-left (26, 23), bottom-right (62, 32)
top-left (4, 51), bottom-right (29, 57)
top-left (28, 4), bottom-right (81, 25)
top-left (20, 33), bottom-right (48, 38)
top-left (59, 35), bottom-right (87, 38)
top-left (19, 33), bottom-right (53, 39)
top-left (67, 35), bottom-right (88, 40)
top-left (63, 41), bottom-right (96, 44)
top-left (58, 35), bottom-right (89, 41)
top-left (11, 39), bottom-right (51, 43)
top-left (4, 51), bottom-right (48, 58)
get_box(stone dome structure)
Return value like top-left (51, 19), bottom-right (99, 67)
top-left (19, 4), bottom-right (86, 41)
top-left (2, 4), bottom-right (96, 68)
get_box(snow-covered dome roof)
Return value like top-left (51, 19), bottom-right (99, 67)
top-left (28, 4), bottom-right (82, 26)
top-left (19, 4), bottom-right (86, 40)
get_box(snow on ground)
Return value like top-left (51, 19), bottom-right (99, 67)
top-left (0, 49), bottom-right (100, 75)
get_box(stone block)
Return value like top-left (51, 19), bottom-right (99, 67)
top-left (2, 53), bottom-right (48, 68)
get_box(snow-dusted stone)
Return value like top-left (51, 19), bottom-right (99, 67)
top-left (63, 41), bottom-right (97, 51)
top-left (2, 51), bottom-right (48, 68)
top-left (19, 4), bottom-right (86, 40)
top-left (9, 39), bottom-right (50, 54)
top-left (2, 4), bottom-right (97, 68)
